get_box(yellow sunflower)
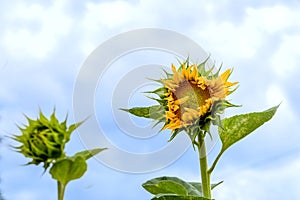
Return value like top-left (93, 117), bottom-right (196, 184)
top-left (162, 63), bottom-right (238, 131)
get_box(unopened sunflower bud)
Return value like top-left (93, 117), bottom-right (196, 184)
top-left (13, 110), bottom-right (82, 170)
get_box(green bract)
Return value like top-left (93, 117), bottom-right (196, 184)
top-left (13, 110), bottom-right (81, 169)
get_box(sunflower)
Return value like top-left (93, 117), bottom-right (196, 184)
top-left (162, 62), bottom-right (238, 131)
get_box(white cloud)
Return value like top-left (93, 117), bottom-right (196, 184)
top-left (80, 1), bottom-right (136, 56)
top-left (251, 5), bottom-right (300, 79)
top-left (270, 34), bottom-right (300, 78)
top-left (266, 84), bottom-right (291, 115)
top-left (265, 84), bottom-right (298, 134)
top-left (79, 0), bottom-right (156, 56)
top-left (190, 6), bottom-right (268, 61)
top-left (246, 5), bottom-right (300, 33)
top-left (1, 1), bottom-right (73, 59)
top-left (84, 1), bottom-right (135, 29)
top-left (79, 0), bottom-right (223, 57)
top-left (213, 155), bottom-right (300, 199)
top-left (192, 4), bottom-right (300, 63)
top-left (196, 21), bottom-right (262, 60)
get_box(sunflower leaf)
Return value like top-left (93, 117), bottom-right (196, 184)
top-left (50, 148), bottom-right (105, 186)
top-left (144, 180), bottom-right (188, 196)
top-left (72, 148), bottom-right (107, 161)
top-left (50, 156), bottom-right (87, 186)
top-left (188, 181), bottom-right (223, 193)
top-left (142, 176), bottom-right (202, 197)
top-left (219, 104), bottom-right (279, 152)
top-left (151, 195), bottom-right (211, 200)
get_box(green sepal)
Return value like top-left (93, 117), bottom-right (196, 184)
top-left (168, 128), bottom-right (183, 142)
top-left (196, 56), bottom-right (223, 79)
top-left (164, 70), bottom-right (173, 79)
top-left (67, 120), bottom-right (84, 137)
top-left (196, 57), bottom-right (210, 76)
top-left (144, 87), bottom-right (168, 100)
top-left (176, 57), bottom-right (190, 72)
top-left (210, 100), bottom-right (241, 128)
top-left (121, 105), bottom-right (165, 121)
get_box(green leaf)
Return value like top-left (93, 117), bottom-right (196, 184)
top-left (73, 148), bottom-right (107, 161)
top-left (152, 195), bottom-right (211, 200)
top-left (211, 181), bottom-right (223, 190)
top-left (121, 105), bottom-right (165, 120)
top-left (188, 182), bottom-right (201, 193)
top-left (142, 177), bottom-right (202, 197)
top-left (188, 181), bottom-right (223, 193)
top-left (50, 156), bottom-right (87, 185)
top-left (219, 105), bottom-right (279, 152)
top-left (146, 180), bottom-right (188, 196)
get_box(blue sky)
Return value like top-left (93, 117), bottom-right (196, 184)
top-left (1, 0), bottom-right (300, 199)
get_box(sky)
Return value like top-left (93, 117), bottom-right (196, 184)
top-left (1, 0), bottom-right (300, 199)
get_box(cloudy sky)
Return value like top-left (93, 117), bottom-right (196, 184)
top-left (1, 0), bottom-right (300, 199)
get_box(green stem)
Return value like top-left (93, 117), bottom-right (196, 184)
top-left (198, 135), bottom-right (211, 199)
top-left (57, 181), bottom-right (66, 200)
top-left (208, 149), bottom-right (223, 174)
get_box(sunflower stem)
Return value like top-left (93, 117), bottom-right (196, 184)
top-left (198, 134), bottom-right (212, 199)
top-left (57, 181), bottom-right (66, 200)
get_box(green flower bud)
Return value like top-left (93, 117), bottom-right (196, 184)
top-left (13, 110), bottom-right (81, 170)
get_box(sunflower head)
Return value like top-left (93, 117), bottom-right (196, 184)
top-left (123, 58), bottom-right (239, 142)
top-left (13, 110), bottom-right (81, 169)
top-left (149, 59), bottom-right (238, 138)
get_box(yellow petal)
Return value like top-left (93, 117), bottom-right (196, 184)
top-left (171, 64), bottom-right (177, 73)
top-left (191, 66), bottom-right (198, 79)
top-left (166, 111), bottom-right (176, 118)
top-left (225, 81), bottom-right (238, 87)
top-left (221, 69), bottom-right (232, 82)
